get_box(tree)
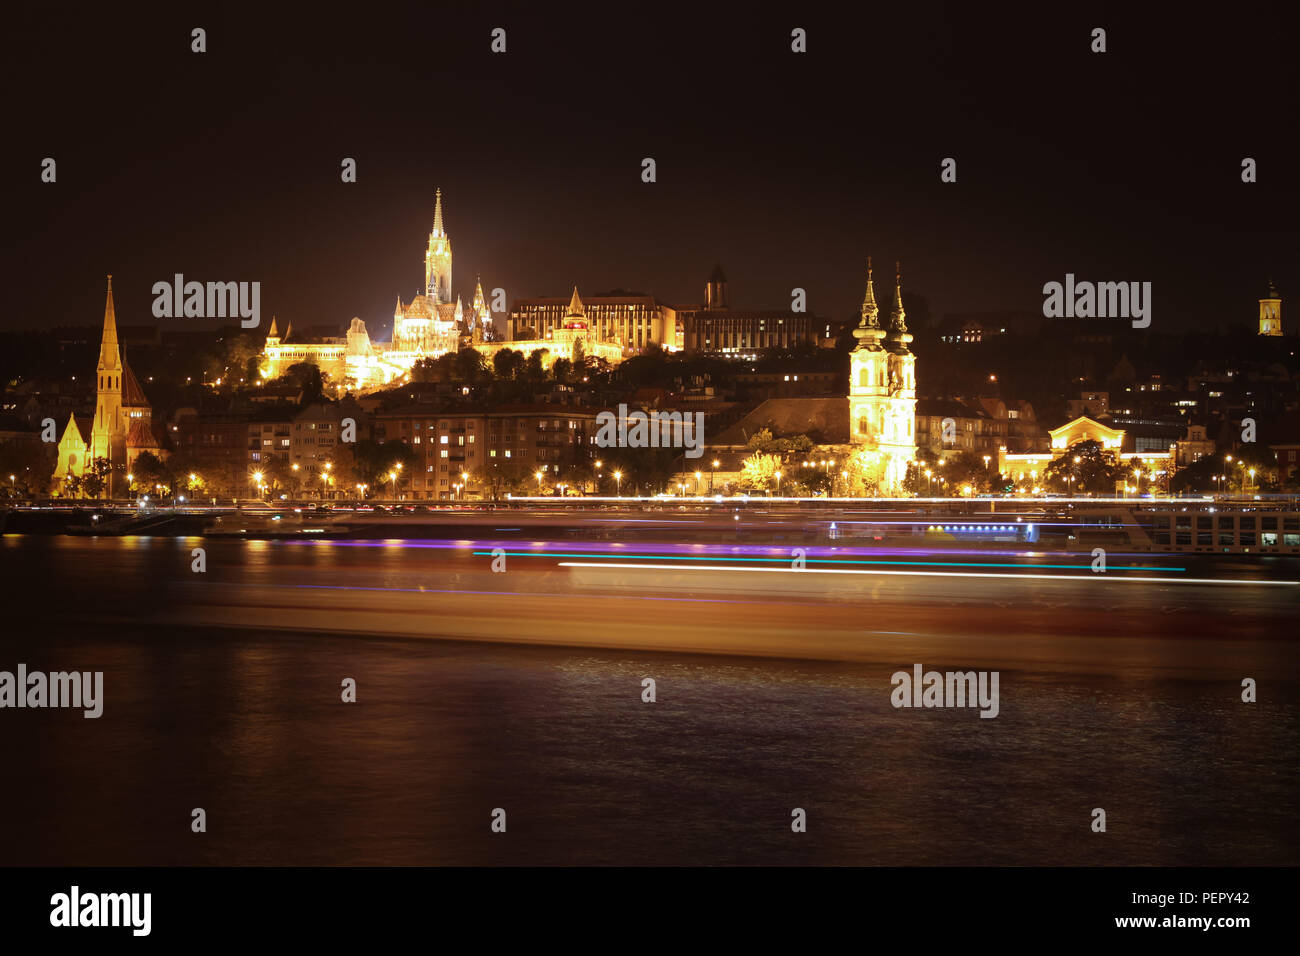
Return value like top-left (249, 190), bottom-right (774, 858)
top-left (132, 451), bottom-right (170, 493)
top-left (523, 349), bottom-right (549, 383)
top-left (280, 362), bottom-right (323, 402)
top-left (740, 451), bottom-right (782, 491)
top-left (1043, 439), bottom-right (1125, 494)
top-left (81, 457), bottom-right (112, 499)
top-left (493, 348), bottom-right (526, 381)
top-left (454, 348), bottom-right (489, 384)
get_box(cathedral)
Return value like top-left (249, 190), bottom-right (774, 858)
top-left (847, 258), bottom-right (917, 490)
top-left (260, 189), bottom-right (494, 391)
top-left (55, 276), bottom-right (162, 492)
top-left (258, 188), bottom-right (622, 392)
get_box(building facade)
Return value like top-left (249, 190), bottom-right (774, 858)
top-left (847, 260), bottom-right (917, 489)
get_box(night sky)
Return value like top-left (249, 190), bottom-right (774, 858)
top-left (5, 3), bottom-right (1298, 336)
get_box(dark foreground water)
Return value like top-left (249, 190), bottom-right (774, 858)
top-left (1, 535), bottom-right (1297, 865)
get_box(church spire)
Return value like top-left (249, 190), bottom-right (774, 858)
top-left (267, 315), bottom-right (279, 338)
top-left (98, 274), bottom-right (121, 372)
top-left (889, 261), bottom-right (907, 331)
top-left (860, 256), bottom-right (880, 328)
top-left (852, 257), bottom-right (886, 350)
top-left (887, 261), bottom-right (913, 353)
top-left (432, 188), bottom-right (444, 238)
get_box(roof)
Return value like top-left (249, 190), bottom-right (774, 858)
top-left (120, 355), bottom-right (150, 408)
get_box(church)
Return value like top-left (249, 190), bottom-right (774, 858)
top-left (55, 276), bottom-right (163, 493)
top-left (847, 258), bottom-right (918, 489)
top-left (258, 188), bottom-right (622, 392)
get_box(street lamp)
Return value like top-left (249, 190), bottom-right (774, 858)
top-left (694, 471), bottom-right (702, 494)
top-left (711, 459), bottom-right (719, 492)
top-left (774, 471), bottom-right (782, 496)
top-left (535, 470), bottom-right (544, 494)
top-left (613, 470), bottom-right (622, 497)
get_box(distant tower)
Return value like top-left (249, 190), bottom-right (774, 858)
top-left (1260, 280), bottom-right (1282, 336)
top-left (706, 263), bottom-right (727, 310)
top-left (424, 188), bottom-right (453, 304)
top-left (848, 258), bottom-right (917, 490)
top-left (90, 275), bottom-right (126, 469)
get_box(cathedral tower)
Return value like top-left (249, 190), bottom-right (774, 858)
top-left (424, 188), bottom-right (453, 304)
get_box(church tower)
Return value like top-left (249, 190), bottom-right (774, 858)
top-left (848, 258), bottom-right (917, 491)
top-left (1259, 280), bottom-right (1282, 336)
top-left (90, 275), bottom-right (127, 470)
top-left (424, 188), bottom-right (453, 304)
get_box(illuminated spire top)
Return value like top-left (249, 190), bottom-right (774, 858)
top-left (886, 260), bottom-right (913, 353)
top-left (97, 274), bottom-right (121, 372)
top-left (432, 188), bottom-right (444, 238)
top-left (267, 315), bottom-right (279, 338)
top-left (889, 261), bottom-right (907, 330)
top-left (566, 285), bottom-right (586, 319)
top-left (852, 257), bottom-right (886, 349)
top-left (860, 256), bottom-right (880, 328)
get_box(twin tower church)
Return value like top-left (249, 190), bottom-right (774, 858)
top-left (848, 259), bottom-right (919, 489)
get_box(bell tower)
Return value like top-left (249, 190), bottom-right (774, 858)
top-left (90, 275), bottom-right (126, 470)
top-left (1260, 280), bottom-right (1282, 336)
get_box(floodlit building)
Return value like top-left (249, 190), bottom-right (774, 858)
top-left (846, 259), bottom-right (917, 489)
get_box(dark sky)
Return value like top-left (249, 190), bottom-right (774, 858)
top-left (5, 3), bottom-right (1298, 336)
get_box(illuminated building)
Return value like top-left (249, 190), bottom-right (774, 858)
top-left (847, 259), bottom-right (917, 489)
top-left (510, 265), bottom-right (834, 355)
top-left (997, 415), bottom-right (1175, 487)
top-left (260, 190), bottom-right (615, 392)
top-left (672, 265), bottom-right (835, 353)
top-left (1259, 280), bottom-right (1282, 336)
top-left (510, 290), bottom-right (669, 350)
top-left (57, 276), bottom-right (162, 489)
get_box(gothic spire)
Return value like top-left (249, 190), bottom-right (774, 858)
top-left (432, 188), bottom-right (444, 238)
top-left (268, 315), bottom-right (279, 338)
top-left (97, 274), bottom-right (121, 372)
